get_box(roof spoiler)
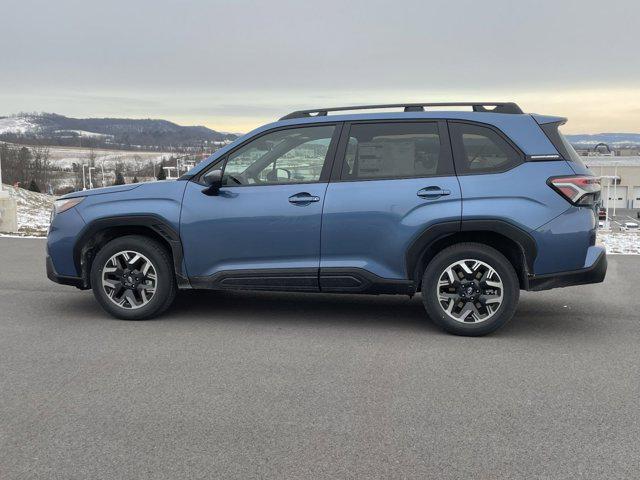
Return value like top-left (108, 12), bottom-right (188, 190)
top-left (531, 114), bottom-right (567, 125)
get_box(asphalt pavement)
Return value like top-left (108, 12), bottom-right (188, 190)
top-left (0, 237), bottom-right (639, 479)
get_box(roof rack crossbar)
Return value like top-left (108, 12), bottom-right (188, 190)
top-left (280, 102), bottom-right (523, 120)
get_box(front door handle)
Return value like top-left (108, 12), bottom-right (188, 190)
top-left (417, 186), bottom-right (451, 199)
top-left (289, 192), bottom-right (321, 205)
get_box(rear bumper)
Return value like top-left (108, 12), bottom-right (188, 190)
top-left (46, 255), bottom-right (87, 289)
top-left (526, 247), bottom-right (607, 291)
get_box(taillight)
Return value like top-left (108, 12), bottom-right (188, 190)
top-left (548, 175), bottom-right (601, 206)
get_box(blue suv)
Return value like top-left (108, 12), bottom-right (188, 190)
top-left (46, 102), bottom-right (606, 336)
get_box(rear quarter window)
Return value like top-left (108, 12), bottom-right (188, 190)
top-left (449, 122), bottom-right (523, 174)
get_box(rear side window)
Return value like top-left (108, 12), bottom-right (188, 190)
top-left (449, 122), bottom-right (522, 174)
top-left (340, 122), bottom-right (454, 180)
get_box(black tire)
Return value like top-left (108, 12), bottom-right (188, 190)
top-left (90, 235), bottom-right (177, 320)
top-left (421, 242), bottom-right (519, 336)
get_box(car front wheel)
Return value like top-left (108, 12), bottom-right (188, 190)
top-left (421, 243), bottom-right (519, 336)
top-left (90, 235), bottom-right (177, 320)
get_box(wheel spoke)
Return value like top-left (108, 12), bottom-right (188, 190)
top-left (453, 302), bottom-right (474, 321)
top-left (124, 289), bottom-right (140, 308)
top-left (445, 299), bottom-right (455, 314)
top-left (142, 260), bottom-right (151, 275)
top-left (438, 292), bottom-right (458, 301)
top-left (102, 279), bottom-right (121, 290)
top-left (460, 262), bottom-right (473, 275)
top-left (480, 267), bottom-right (494, 282)
top-left (483, 294), bottom-right (502, 305)
top-left (445, 267), bottom-right (456, 284)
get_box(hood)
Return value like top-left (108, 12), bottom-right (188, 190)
top-left (61, 183), bottom-right (142, 199)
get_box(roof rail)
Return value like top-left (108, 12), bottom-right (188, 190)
top-left (279, 102), bottom-right (523, 120)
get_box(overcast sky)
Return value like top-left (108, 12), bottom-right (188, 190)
top-left (2, 0), bottom-right (640, 133)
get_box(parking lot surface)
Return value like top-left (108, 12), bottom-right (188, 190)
top-left (1, 237), bottom-right (639, 479)
top-left (600, 208), bottom-right (640, 231)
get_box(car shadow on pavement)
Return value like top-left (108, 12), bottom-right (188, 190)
top-left (171, 289), bottom-right (436, 331)
top-left (59, 288), bottom-right (599, 337)
top-left (162, 289), bottom-right (597, 337)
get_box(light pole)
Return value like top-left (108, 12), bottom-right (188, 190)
top-left (101, 162), bottom-right (106, 187)
top-left (600, 175), bottom-right (618, 230)
top-left (82, 164), bottom-right (87, 190)
top-left (0, 144), bottom-right (18, 232)
top-left (612, 166), bottom-right (618, 217)
top-left (0, 146), bottom-right (5, 197)
top-left (88, 167), bottom-right (96, 189)
top-left (165, 166), bottom-right (176, 179)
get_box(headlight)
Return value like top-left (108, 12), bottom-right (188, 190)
top-left (53, 197), bottom-right (85, 215)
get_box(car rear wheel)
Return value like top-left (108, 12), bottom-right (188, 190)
top-left (421, 243), bottom-right (519, 336)
top-left (90, 235), bottom-right (176, 320)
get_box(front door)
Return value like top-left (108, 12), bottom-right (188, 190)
top-left (181, 124), bottom-right (339, 290)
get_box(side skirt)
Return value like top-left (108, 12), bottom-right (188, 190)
top-left (320, 268), bottom-right (415, 295)
top-left (189, 267), bottom-right (415, 295)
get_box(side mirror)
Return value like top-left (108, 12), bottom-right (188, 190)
top-left (202, 169), bottom-right (223, 195)
top-left (276, 168), bottom-right (291, 181)
top-left (266, 167), bottom-right (291, 182)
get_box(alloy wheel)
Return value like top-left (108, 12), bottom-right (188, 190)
top-left (436, 259), bottom-right (504, 323)
top-left (101, 250), bottom-right (157, 309)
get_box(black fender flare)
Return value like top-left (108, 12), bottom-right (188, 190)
top-left (73, 214), bottom-right (190, 289)
top-left (405, 219), bottom-right (537, 282)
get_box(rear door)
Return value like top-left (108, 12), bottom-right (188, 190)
top-left (320, 121), bottom-right (461, 284)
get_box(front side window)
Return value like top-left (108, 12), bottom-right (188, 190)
top-left (450, 122), bottom-right (522, 174)
top-left (340, 122), bottom-right (453, 180)
top-left (222, 125), bottom-right (335, 186)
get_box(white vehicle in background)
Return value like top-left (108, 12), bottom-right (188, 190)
top-left (620, 221), bottom-right (639, 231)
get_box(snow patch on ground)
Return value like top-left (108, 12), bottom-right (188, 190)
top-left (597, 231), bottom-right (640, 255)
top-left (0, 116), bottom-right (38, 134)
top-left (0, 233), bottom-right (47, 239)
top-left (2, 184), bottom-right (56, 236)
top-left (42, 146), bottom-right (172, 170)
top-left (54, 129), bottom-right (114, 139)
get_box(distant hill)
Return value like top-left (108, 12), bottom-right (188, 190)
top-left (0, 113), bottom-right (238, 151)
top-left (4, 112), bottom-right (636, 152)
top-left (564, 133), bottom-right (640, 148)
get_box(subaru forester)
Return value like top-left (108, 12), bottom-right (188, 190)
top-left (46, 102), bottom-right (606, 335)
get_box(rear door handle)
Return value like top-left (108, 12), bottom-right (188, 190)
top-left (288, 192), bottom-right (320, 205)
top-left (417, 186), bottom-right (451, 199)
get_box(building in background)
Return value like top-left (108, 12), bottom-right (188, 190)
top-left (584, 157), bottom-right (640, 209)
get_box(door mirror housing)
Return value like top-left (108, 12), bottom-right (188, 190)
top-left (275, 168), bottom-right (291, 181)
top-left (202, 169), bottom-right (223, 195)
top-left (266, 167), bottom-right (291, 182)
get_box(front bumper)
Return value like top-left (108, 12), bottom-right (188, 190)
top-left (46, 255), bottom-right (87, 289)
top-left (526, 247), bottom-right (607, 291)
